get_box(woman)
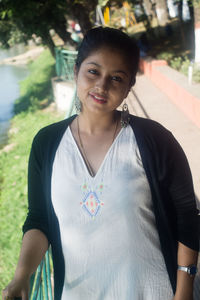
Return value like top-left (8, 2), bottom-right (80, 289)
top-left (2, 27), bottom-right (199, 300)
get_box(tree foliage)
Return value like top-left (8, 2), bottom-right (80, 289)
top-left (0, 0), bottom-right (98, 55)
top-left (1, 0), bottom-right (200, 61)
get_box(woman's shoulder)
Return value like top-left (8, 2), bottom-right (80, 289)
top-left (129, 114), bottom-right (185, 158)
top-left (33, 114), bottom-right (77, 144)
top-left (129, 114), bottom-right (171, 137)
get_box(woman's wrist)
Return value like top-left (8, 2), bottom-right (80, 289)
top-left (174, 270), bottom-right (194, 300)
top-left (14, 267), bottom-right (32, 281)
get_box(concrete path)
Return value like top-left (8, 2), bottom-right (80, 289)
top-left (125, 74), bottom-right (200, 209)
top-left (124, 74), bottom-right (200, 296)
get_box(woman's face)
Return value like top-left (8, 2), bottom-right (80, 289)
top-left (75, 46), bottom-right (133, 116)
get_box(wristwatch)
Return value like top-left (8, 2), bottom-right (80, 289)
top-left (177, 264), bottom-right (198, 276)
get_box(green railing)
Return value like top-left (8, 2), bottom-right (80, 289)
top-left (55, 48), bottom-right (78, 81)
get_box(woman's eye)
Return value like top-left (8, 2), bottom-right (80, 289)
top-left (88, 69), bottom-right (98, 75)
top-left (112, 76), bottom-right (122, 82)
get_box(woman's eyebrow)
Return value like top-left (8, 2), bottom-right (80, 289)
top-left (113, 70), bottom-right (128, 77)
top-left (86, 62), bottom-right (128, 77)
top-left (86, 62), bottom-right (100, 67)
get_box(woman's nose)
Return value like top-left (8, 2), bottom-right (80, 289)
top-left (95, 76), bottom-right (109, 91)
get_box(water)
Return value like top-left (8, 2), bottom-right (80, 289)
top-left (0, 46), bottom-right (29, 148)
top-left (0, 44), bottom-right (27, 60)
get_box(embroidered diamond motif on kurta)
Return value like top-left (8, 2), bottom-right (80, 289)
top-left (81, 191), bottom-right (101, 217)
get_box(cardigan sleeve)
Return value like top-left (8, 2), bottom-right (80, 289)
top-left (22, 117), bottom-right (75, 242)
top-left (22, 131), bottom-right (50, 242)
top-left (165, 132), bottom-right (199, 251)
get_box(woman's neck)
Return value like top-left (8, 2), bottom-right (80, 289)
top-left (78, 111), bottom-right (119, 135)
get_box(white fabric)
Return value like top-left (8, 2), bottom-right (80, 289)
top-left (51, 125), bottom-right (173, 300)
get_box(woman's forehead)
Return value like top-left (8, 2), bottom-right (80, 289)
top-left (83, 46), bottom-right (130, 69)
top-left (86, 45), bottom-right (127, 58)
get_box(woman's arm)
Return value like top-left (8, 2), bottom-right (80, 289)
top-left (2, 229), bottom-right (48, 300)
top-left (14, 229), bottom-right (49, 279)
top-left (173, 242), bottom-right (198, 300)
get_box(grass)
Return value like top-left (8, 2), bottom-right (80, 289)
top-left (0, 49), bottom-right (64, 291)
top-left (14, 49), bottom-right (56, 114)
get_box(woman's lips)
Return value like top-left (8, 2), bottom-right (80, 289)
top-left (89, 93), bottom-right (107, 104)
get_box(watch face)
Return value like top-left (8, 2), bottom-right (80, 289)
top-left (189, 266), bottom-right (197, 275)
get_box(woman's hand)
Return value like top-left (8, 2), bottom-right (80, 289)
top-left (2, 229), bottom-right (48, 300)
top-left (2, 276), bottom-right (30, 300)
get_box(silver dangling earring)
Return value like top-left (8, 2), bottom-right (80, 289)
top-left (121, 102), bottom-right (130, 128)
top-left (75, 93), bottom-right (82, 114)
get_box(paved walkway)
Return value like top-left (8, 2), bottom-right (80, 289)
top-left (125, 73), bottom-right (200, 296)
top-left (125, 73), bottom-right (200, 209)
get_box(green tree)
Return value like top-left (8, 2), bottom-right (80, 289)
top-left (0, 0), bottom-right (98, 56)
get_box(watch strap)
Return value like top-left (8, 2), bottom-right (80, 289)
top-left (177, 264), bottom-right (197, 276)
top-left (178, 266), bottom-right (189, 272)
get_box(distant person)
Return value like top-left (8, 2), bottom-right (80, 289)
top-left (2, 26), bottom-right (199, 300)
top-left (71, 20), bottom-right (76, 31)
top-left (75, 23), bottom-right (81, 34)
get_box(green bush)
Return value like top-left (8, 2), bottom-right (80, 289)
top-left (170, 56), bottom-right (183, 71)
top-left (156, 51), bottom-right (174, 63)
top-left (14, 49), bottom-right (56, 114)
top-left (180, 59), bottom-right (190, 76)
top-left (157, 51), bottom-right (200, 83)
top-left (193, 66), bottom-right (200, 83)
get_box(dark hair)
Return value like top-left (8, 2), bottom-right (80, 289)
top-left (75, 26), bottom-right (140, 85)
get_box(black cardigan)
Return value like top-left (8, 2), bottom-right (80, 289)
top-left (23, 114), bottom-right (199, 300)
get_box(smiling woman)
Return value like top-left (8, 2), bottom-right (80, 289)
top-left (75, 47), bottom-right (132, 116)
top-left (2, 27), bottom-right (199, 300)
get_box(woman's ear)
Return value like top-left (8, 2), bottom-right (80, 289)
top-left (131, 77), bottom-right (136, 87)
top-left (125, 77), bottom-right (135, 97)
top-left (124, 88), bottom-right (131, 99)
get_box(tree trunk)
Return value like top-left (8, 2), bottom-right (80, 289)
top-left (53, 24), bottom-right (71, 44)
top-left (41, 30), bottom-right (56, 57)
top-left (194, 0), bottom-right (200, 63)
top-left (52, 17), bottom-right (71, 44)
top-left (177, 0), bottom-right (183, 20)
top-left (143, 0), bottom-right (156, 19)
top-left (176, 0), bottom-right (187, 47)
top-left (139, 0), bottom-right (153, 33)
top-left (154, 0), bottom-right (169, 26)
top-left (185, 0), bottom-right (195, 55)
top-left (187, 0), bottom-right (194, 21)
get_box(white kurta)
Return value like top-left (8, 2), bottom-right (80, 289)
top-left (51, 125), bottom-right (173, 300)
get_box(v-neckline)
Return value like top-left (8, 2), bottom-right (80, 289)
top-left (68, 125), bottom-right (124, 180)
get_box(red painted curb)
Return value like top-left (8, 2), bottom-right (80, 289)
top-left (139, 59), bottom-right (200, 129)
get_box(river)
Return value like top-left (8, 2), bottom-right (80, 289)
top-left (0, 45), bottom-right (29, 148)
